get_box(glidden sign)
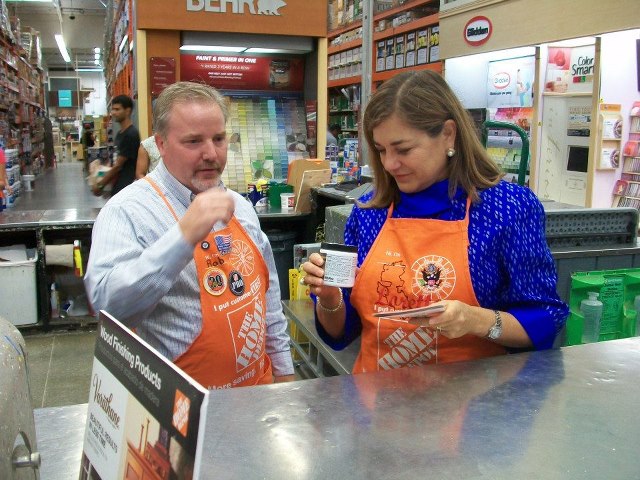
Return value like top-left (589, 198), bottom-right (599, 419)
top-left (464, 16), bottom-right (492, 46)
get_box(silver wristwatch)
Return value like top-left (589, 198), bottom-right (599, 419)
top-left (486, 310), bottom-right (503, 340)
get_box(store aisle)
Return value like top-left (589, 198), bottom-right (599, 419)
top-left (13, 161), bottom-right (107, 212)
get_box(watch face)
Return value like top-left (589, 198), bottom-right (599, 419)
top-left (488, 326), bottom-right (502, 340)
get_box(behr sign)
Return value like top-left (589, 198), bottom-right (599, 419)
top-left (464, 16), bottom-right (492, 46)
top-left (186, 0), bottom-right (287, 14)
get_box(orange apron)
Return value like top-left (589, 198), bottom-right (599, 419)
top-left (350, 199), bottom-right (506, 373)
top-left (145, 178), bottom-right (273, 389)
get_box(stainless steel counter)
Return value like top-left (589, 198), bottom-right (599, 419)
top-left (34, 403), bottom-right (87, 480)
top-left (0, 208), bottom-right (101, 229)
top-left (35, 338), bottom-right (640, 479)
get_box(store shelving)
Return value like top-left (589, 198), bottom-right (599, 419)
top-left (0, 22), bottom-right (45, 201)
top-left (327, 0), bottom-right (441, 142)
top-left (613, 101), bottom-right (640, 209)
top-left (105, 0), bottom-right (134, 99)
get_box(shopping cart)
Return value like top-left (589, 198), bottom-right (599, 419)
top-left (481, 120), bottom-right (530, 186)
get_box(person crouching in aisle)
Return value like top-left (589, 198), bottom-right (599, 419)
top-left (85, 82), bottom-right (295, 388)
top-left (301, 70), bottom-right (569, 373)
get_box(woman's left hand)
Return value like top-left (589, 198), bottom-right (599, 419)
top-left (408, 300), bottom-right (481, 339)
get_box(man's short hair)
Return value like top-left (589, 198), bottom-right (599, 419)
top-left (111, 94), bottom-right (134, 111)
top-left (153, 82), bottom-right (228, 137)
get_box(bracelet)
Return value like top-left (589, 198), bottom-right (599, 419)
top-left (317, 288), bottom-right (343, 313)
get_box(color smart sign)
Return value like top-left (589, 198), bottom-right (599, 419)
top-left (464, 16), bottom-right (492, 46)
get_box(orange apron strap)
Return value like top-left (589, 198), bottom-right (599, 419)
top-left (144, 177), bottom-right (180, 221)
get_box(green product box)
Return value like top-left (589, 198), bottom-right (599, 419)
top-left (566, 268), bottom-right (640, 346)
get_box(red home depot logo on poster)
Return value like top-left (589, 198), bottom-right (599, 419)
top-left (186, 0), bottom-right (287, 15)
top-left (180, 54), bottom-right (304, 91)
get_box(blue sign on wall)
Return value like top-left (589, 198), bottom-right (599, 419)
top-left (58, 89), bottom-right (72, 107)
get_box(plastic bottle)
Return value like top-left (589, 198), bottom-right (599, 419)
top-left (73, 240), bottom-right (83, 277)
top-left (634, 295), bottom-right (640, 336)
top-left (50, 283), bottom-right (60, 318)
top-left (581, 292), bottom-right (603, 343)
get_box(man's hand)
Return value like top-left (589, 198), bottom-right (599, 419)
top-left (91, 183), bottom-right (103, 196)
top-left (179, 188), bottom-right (235, 245)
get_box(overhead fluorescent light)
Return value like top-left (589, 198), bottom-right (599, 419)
top-left (54, 34), bottom-right (71, 63)
top-left (179, 45), bottom-right (247, 53)
top-left (93, 47), bottom-right (101, 54)
top-left (118, 34), bottom-right (128, 52)
top-left (7, 0), bottom-right (52, 3)
top-left (76, 68), bottom-right (103, 72)
top-left (244, 47), bottom-right (308, 54)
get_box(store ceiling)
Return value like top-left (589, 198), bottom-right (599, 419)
top-left (5, 0), bottom-right (107, 72)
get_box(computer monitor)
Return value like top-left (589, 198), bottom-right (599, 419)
top-left (566, 145), bottom-right (589, 173)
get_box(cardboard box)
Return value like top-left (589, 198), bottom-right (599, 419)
top-left (87, 159), bottom-right (113, 192)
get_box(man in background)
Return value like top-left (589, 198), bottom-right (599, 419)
top-left (327, 123), bottom-right (341, 146)
top-left (93, 95), bottom-right (140, 196)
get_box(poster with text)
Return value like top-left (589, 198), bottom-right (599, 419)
top-left (180, 54), bottom-right (304, 92)
top-left (544, 44), bottom-right (595, 94)
top-left (487, 56), bottom-right (535, 108)
top-left (79, 312), bottom-right (209, 480)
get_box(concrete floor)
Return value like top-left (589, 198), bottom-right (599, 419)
top-left (24, 329), bottom-right (98, 409)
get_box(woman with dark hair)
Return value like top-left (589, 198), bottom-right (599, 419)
top-left (302, 70), bottom-right (568, 373)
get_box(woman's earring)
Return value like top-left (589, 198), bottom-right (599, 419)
top-left (446, 147), bottom-right (456, 158)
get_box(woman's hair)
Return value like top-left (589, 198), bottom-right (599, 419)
top-left (362, 70), bottom-right (502, 208)
top-left (153, 81), bottom-right (228, 137)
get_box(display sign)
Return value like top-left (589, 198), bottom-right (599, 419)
top-left (150, 57), bottom-right (176, 97)
top-left (80, 312), bottom-right (208, 480)
top-left (137, 0), bottom-right (326, 37)
top-left (487, 56), bottom-right (535, 108)
top-left (180, 54), bottom-right (304, 92)
top-left (463, 16), bottom-right (492, 46)
top-left (567, 105), bottom-right (591, 137)
top-left (544, 44), bottom-right (595, 94)
top-left (58, 89), bottom-right (72, 107)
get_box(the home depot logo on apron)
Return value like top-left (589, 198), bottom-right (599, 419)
top-left (351, 200), bottom-right (505, 373)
